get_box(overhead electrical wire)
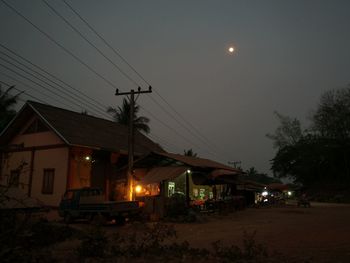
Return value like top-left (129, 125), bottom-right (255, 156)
top-left (147, 132), bottom-right (183, 153)
top-left (50, 0), bottom-right (222, 157)
top-left (0, 71), bottom-right (75, 109)
top-left (1, 0), bottom-right (226, 159)
top-left (1, 0), bottom-right (119, 91)
top-left (40, 0), bottom-right (210, 154)
top-left (0, 43), bottom-right (108, 111)
top-left (0, 79), bottom-right (47, 104)
top-left (0, 56), bottom-right (108, 116)
top-left (0, 62), bottom-right (89, 112)
top-left (0, 50), bottom-right (111, 118)
top-left (41, 0), bottom-right (140, 88)
top-left (139, 104), bottom-right (207, 153)
top-left (60, 0), bottom-right (227, 159)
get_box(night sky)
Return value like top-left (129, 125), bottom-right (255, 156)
top-left (1, 0), bottom-right (350, 175)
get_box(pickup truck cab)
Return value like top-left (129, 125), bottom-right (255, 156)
top-left (59, 187), bottom-right (141, 224)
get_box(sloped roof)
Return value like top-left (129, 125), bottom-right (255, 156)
top-left (133, 151), bottom-right (243, 184)
top-left (0, 101), bottom-right (163, 155)
top-left (153, 152), bottom-right (240, 171)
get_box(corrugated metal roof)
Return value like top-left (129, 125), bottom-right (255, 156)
top-left (138, 166), bottom-right (188, 184)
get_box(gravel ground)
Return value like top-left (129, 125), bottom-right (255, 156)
top-left (172, 203), bottom-right (350, 262)
top-left (49, 202), bottom-right (350, 262)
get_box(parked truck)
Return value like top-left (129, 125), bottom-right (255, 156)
top-left (58, 187), bottom-right (142, 224)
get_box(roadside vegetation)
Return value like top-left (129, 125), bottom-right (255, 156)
top-left (268, 85), bottom-right (350, 202)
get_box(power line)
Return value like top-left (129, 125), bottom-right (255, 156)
top-left (60, 0), bottom-right (227, 159)
top-left (41, 0), bottom-right (140, 88)
top-left (144, 94), bottom-right (221, 158)
top-left (0, 79), bottom-right (47, 104)
top-left (147, 132), bottom-right (184, 153)
top-left (0, 43), bottom-right (108, 111)
top-left (0, 56), bottom-right (109, 117)
top-left (0, 71), bottom-right (74, 109)
top-left (0, 62), bottom-right (86, 112)
top-left (47, 0), bottom-right (216, 155)
top-left (61, 0), bottom-right (148, 87)
top-left (139, 104), bottom-right (206, 153)
top-left (2, 0), bottom-right (227, 160)
top-left (1, 0), bottom-right (119, 91)
top-left (0, 49), bottom-right (111, 118)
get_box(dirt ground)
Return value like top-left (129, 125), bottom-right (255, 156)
top-left (50, 202), bottom-right (350, 262)
top-left (171, 202), bottom-right (350, 262)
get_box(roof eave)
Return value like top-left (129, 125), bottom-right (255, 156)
top-left (28, 102), bottom-right (70, 145)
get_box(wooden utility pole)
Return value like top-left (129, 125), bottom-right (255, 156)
top-left (115, 86), bottom-right (152, 201)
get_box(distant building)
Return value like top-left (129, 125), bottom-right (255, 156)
top-left (0, 101), bottom-right (163, 206)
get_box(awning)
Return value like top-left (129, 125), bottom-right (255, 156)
top-left (137, 166), bottom-right (189, 184)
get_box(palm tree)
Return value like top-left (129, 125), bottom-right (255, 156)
top-left (184, 149), bottom-right (197, 157)
top-left (0, 85), bottom-right (20, 132)
top-left (107, 98), bottom-right (150, 134)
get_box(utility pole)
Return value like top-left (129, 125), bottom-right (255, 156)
top-left (115, 86), bottom-right (152, 201)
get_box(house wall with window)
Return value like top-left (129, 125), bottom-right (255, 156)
top-left (30, 147), bottom-right (69, 206)
top-left (1, 116), bottom-right (69, 206)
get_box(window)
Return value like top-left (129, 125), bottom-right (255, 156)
top-left (42, 169), bottom-right (55, 194)
top-left (168, 182), bottom-right (175, 197)
top-left (9, 170), bottom-right (20, 187)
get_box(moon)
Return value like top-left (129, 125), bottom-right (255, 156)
top-left (228, 46), bottom-right (235, 53)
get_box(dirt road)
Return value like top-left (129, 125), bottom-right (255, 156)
top-left (173, 203), bottom-right (350, 262)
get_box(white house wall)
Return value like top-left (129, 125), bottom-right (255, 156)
top-left (31, 147), bottom-right (69, 206)
top-left (1, 127), bottom-right (69, 206)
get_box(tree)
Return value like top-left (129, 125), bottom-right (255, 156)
top-left (268, 85), bottom-right (350, 187)
top-left (312, 86), bottom-right (350, 140)
top-left (107, 98), bottom-right (150, 134)
top-left (0, 85), bottom-right (21, 132)
top-left (183, 149), bottom-right (197, 157)
top-left (266, 111), bottom-right (303, 149)
top-left (245, 167), bottom-right (281, 185)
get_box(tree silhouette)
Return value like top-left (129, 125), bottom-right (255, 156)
top-left (183, 149), bottom-right (197, 157)
top-left (0, 85), bottom-right (21, 132)
top-left (107, 98), bottom-right (150, 134)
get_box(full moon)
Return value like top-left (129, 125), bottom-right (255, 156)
top-left (228, 46), bottom-right (235, 53)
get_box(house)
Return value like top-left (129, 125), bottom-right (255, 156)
top-left (131, 152), bottom-right (246, 217)
top-left (0, 101), bottom-right (163, 206)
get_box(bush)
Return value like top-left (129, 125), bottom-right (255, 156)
top-left (77, 226), bottom-right (108, 259)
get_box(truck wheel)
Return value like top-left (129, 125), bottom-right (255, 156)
top-left (64, 213), bottom-right (72, 224)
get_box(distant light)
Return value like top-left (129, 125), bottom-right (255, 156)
top-left (85, 156), bottom-right (91, 161)
top-left (135, 185), bottom-right (142, 193)
top-left (288, 191), bottom-right (292, 196)
top-left (186, 169), bottom-right (191, 174)
top-left (262, 191), bottom-right (268, 197)
top-left (228, 46), bottom-right (235, 53)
